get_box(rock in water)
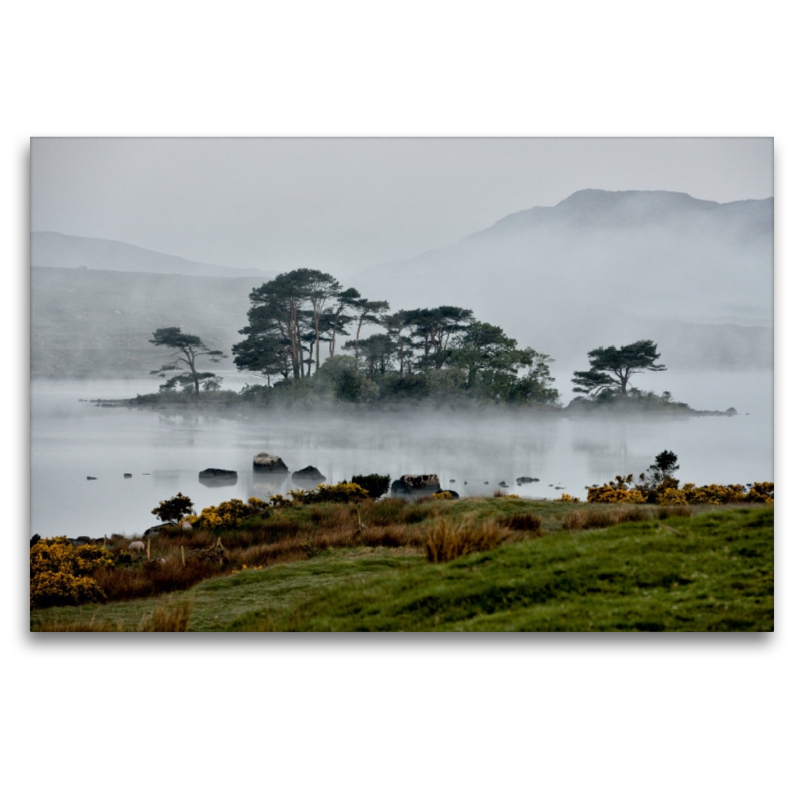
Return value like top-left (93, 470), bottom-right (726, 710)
top-left (292, 465), bottom-right (326, 483)
top-left (516, 476), bottom-right (536, 485)
top-left (390, 474), bottom-right (441, 497)
top-left (123, 473), bottom-right (132, 478)
top-left (199, 468), bottom-right (238, 487)
top-left (253, 453), bottom-right (289, 472)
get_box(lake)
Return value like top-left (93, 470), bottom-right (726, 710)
top-left (30, 372), bottom-right (773, 540)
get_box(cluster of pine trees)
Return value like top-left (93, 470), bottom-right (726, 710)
top-left (229, 268), bottom-right (559, 405)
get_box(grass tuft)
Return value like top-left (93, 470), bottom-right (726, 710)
top-left (425, 518), bottom-right (516, 563)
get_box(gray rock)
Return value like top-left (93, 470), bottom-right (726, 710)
top-left (390, 474), bottom-right (441, 497)
top-left (253, 452), bottom-right (289, 472)
top-left (199, 468), bottom-right (238, 487)
top-left (123, 473), bottom-right (132, 478)
top-left (516, 476), bottom-right (536, 485)
top-left (292, 465), bottom-right (326, 483)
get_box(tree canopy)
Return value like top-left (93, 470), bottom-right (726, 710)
top-left (229, 270), bottom-right (559, 407)
top-left (572, 339), bottom-right (666, 397)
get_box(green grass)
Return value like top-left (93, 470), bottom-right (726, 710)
top-left (31, 505), bottom-right (773, 632)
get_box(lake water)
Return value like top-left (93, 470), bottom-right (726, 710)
top-left (30, 372), bottom-right (773, 540)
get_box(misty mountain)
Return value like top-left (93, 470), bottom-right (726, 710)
top-left (354, 189), bottom-right (773, 371)
top-left (31, 267), bottom-right (265, 378)
top-left (31, 231), bottom-right (271, 279)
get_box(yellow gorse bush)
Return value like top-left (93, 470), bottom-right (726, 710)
top-left (587, 476), bottom-right (774, 505)
top-left (189, 497), bottom-right (270, 528)
top-left (30, 537), bottom-right (112, 609)
top-left (555, 493), bottom-right (580, 503)
top-left (586, 476), bottom-right (646, 504)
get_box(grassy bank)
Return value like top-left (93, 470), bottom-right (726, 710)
top-left (31, 503), bottom-right (773, 632)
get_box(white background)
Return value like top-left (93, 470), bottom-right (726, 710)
top-left (4, 2), bottom-right (796, 799)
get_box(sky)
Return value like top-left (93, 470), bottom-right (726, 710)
top-left (31, 137), bottom-right (773, 278)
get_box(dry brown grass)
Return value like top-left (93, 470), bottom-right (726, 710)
top-left (424, 518), bottom-right (517, 563)
top-left (93, 559), bottom-right (220, 602)
top-left (502, 512), bottom-right (543, 534)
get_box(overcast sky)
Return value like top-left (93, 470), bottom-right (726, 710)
top-left (31, 137), bottom-right (773, 278)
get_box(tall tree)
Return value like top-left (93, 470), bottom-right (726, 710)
top-left (351, 298), bottom-right (390, 360)
top-left (149, 327), bottom-right (226, 395)
top-left (572, 339), bottom-right (666, 397)
top-left (305, 270), bottom-right (342, 370)
top-left (382, 310), bottom-right (414, 376)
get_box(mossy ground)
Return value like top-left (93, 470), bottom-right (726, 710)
top-left (31, 504), bottom-right (773, 632)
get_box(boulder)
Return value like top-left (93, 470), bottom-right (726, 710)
top-left (390, 474), bottom-right (441, 497)
top-left (498, 481), bottom-right (509, 488)
top-left (123, 473), bottom-right (132, 478)
top-left (292, 465), bottom-right (326, 483)
top-left (199, 468), bottom-right (238, 487)
top-left (253, 452), bottom-right (289, 472)
top-left (516, 476), bottom-right (538, 484)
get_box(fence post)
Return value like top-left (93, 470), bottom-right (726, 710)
top-left (147, 538), bottom-right (151, 560)
top-left (181, 545), bottom-right (185, 566)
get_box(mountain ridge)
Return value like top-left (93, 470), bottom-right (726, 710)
top-left (31, 231), bottom-right (271, 279)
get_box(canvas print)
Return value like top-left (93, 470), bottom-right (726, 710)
top-left (29, 137), bottom-right (774, 631)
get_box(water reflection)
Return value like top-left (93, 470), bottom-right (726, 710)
top-left (30, 376), bottom-right (774, 539)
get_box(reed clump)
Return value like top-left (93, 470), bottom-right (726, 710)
top-left (425, 519), bottom-right (516, 563)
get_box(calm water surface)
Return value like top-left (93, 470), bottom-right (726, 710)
top-left (30, 372), bottom-right (773, 539)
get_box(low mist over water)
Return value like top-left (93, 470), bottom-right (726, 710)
top-left (31, 375), bottom-right (773, 540)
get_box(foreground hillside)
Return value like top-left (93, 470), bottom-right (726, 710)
top-left (31, 503), bottom-right (773, 632)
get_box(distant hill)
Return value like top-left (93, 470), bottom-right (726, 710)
top-left (354, 189), bottom-right (773, 371)
top-left (31, 231), bottom-right (271, 279)
top-left (31, 267), bottom-right (265, 378)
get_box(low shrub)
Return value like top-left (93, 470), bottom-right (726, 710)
top-left (350, 474), bottom-right (391, 499)
top-left (587, 475), bottom-right (648, 504)
top-left (311, 482), bottom-right (370, 503)
top-left (151, 492), bottom-right (194, 523)
top-left (30, 537), bottom-right (113, 609)
top-left (555, 493), bottom-right (581, 503)
top-left (503, 512), bottom-right (543, 533)
top-left (187, 497), bottom-right (270, 528)
top-left (30, 571), bottom-right (107, 609)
